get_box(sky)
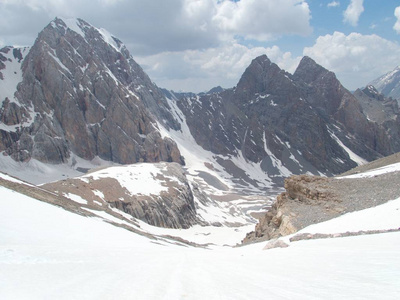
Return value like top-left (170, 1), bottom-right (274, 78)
top-left (0, 0), bottom-right (400, 93)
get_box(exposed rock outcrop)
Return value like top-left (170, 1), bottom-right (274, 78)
top-left (354, 85), bottom-right (400, 152)
top-left (243, 175), bottom-right (338, 243)
top-left (242, 159), bottom-right (400, 244)
top-left (42, 162), bottom-right (199, 229)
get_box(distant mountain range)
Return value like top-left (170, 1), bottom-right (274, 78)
top-left (0, 17), bottom-right (399, 194)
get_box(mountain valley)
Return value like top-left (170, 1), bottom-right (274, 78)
top-left (1, 17), bottom-right (400, 299)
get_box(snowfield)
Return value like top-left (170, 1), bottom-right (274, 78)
top-left (80, 163), bottom-right (174, 196)
top-left (1, 183), bottom-right (400, 299)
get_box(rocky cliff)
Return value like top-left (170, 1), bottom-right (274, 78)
top-left (0, 18), bottom-right (182, 165)
top-left (353, 85), bottom-right (400, 152)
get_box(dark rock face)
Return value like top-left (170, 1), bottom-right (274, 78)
top-left (0, 18), bottom-right (182, 165)
top-left (353, 85), bottom-right (400, 152)
top-left (174, 55), bottom-right (394, 180)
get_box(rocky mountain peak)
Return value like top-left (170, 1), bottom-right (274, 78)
top-left (206, 86), bottom-right (224, 94)
top-left (369, 65), bottom-right (400, 101)
top-left (49, 17), bottom-right (126, 54)
top-left (0, 17), bottom-right (183, 165)
top-left (235, 54), bottom-right (293, 98)
top-left (354, 85), bottom-right (399, 117)
top-left (44, 17), bottom-right (180, 130)
top-left (293, 56), bottom-right (335, 85)
top-left (360, 85), bottom-right (384, 101)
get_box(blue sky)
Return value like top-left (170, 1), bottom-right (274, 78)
top-left (1, 0), bottom-right (399, 93)
top-left (275, 0), bottom-right (398, 56)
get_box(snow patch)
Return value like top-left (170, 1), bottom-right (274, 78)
top-left (82, 163), bottom-right (170, 196)
top-left (328, 128), bottom-right (367, 166)
top-left (64, 193), bottom-right (87, 205)
top-left (262, 132), bottom-right (291, 177)
top-left (98, 28), bottom-right (120, 52)
top-left (92, 190), bottom-right (105, 200)
top-left (60, 18), bottom-right (86, 38)
top-left (47, 51), bottom-right (72, 76)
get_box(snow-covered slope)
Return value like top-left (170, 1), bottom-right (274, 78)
top-left (0, 153), bottom-right (115, 185)
top-left (292, 198), bottom-right (400, 235)
top-left (1, 181), bottom-right (399, 299)
top-left (337, 161), bottom-right (400, 179)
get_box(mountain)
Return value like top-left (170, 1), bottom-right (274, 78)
top-left (354, 85), bottom-right (399, 123)
top-left (369, 66), bottom-right (400, 101)
top-left (0, 17), bottom-right (182, 168)
top-left (354, 85), bottom-right (400, 152)
top-left (172, 55), bottom-right (393, 187)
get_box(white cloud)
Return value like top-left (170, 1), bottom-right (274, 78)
top-left (303, 31), bottom-right (400, 90)
top-left (343, 0), bottom-right (364, 26)
top-left (213, 0), bottom-right (312, 41)
top-left (136, 42), bottom-right (301, 92)
top-left (328, 1), bottom-right (340, 8)
top-left (0, 0), bottom-right (312, 55)
top-left (394, 6), bottom-right (400, 34)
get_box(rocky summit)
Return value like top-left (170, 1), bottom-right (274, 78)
top-left (0, 18), bottom-right (182, 165)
